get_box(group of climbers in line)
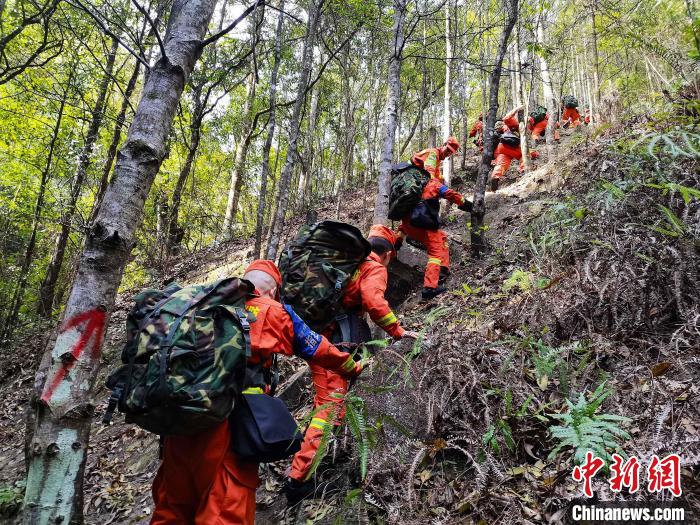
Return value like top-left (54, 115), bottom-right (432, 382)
top-left (470, 95), bottom-right (585, 190)
top-left (104, 131), bottom-right (481, 523)
top-left (121, 134), bottom-right (474, 524)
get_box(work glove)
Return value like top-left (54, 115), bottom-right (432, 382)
top-left (458, 201), bottom-right (473, 213)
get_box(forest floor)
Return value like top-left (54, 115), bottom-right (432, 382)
top-left (1, 119), bottom-right (698, 524)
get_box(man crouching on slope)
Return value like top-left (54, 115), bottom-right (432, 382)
top-left (285, 225), bottom-right (419, 504)
top-left (150, 260), bottom-right (362, 525)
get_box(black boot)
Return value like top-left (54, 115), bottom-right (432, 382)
top-left (438, 266), bottom-right (450, 286)
top-left (284, 478), bottom-right (316, 506)
top-left (421, 286), bottom-right (447, 300)
top-left (489, 177), bottom-right (499, 192)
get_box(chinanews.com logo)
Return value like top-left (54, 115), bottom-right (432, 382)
top-left (564, 452), bottom-right (692, 524)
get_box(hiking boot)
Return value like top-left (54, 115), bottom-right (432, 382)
top-left (421, 286), bottom-right (447, 300)
top-left (284, 478), bottom-right (316, 506)
top-left (489, 177), bottom-right (499, 192)
top-left (438, 266), bottom-right (450, 286)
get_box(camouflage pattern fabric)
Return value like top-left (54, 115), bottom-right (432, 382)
top-left (530, 105), bottom-right (548, 123)
top-left (563, 95), bottom-right (579, 109)
top-left (279, 220), bottom-right (370, 332)
top-left (105, 277), bottom-right (254, 436)
top-left (387, 163), bottom-right (430, 221)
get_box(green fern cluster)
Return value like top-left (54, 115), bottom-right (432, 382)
top-left (548, 383), bottom-right (631, 464)
top-left (344, 393), bottom-right (373, 480)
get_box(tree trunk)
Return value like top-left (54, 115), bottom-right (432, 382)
top-left (470, 0), bottom-right (518, 257)
top-left (91, 58), bottom-right (142, 222)
top-left (22, 2), bottom-right (237, 522)
top-left (590, 1), bottom-right (601, 124)
top-left (266, 0), bottom-right (324, 259)
top-left (373, 0), bottom-right (406, 224)
top-left (254, 0), bottom-right (284, 259)
top-left (223, 71), bottom-right (258, 236)
top-left (514, 26), bottom-right (531, 172)
top-left (442, 0), bottom-right (452, 184)
top-left (167, 84), bottom-right (208, 256)
top-left (536, 17), bottom-right (556, 162)
top-left (297, 57), bottom-right (320, 210)
top-left (37, 37), bottom-right (119, 317)
top-left (1, 73), bottom-right (72, 340)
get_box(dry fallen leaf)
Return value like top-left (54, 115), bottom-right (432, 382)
top-left (650, 362), bottom-right (672, 377)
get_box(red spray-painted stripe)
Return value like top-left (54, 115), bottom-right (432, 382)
top-left (40, 309), bottom-right (106, 404)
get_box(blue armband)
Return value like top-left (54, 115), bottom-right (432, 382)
top-left (439, 184), bottom-right (449, 197)
top-left (283, 304), bottom-right (322, 359)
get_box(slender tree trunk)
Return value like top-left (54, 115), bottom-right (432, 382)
top-left (266, 0), bottom-right (324, 259)
top-left (442, 0), bottom-right (452, 184)
top-left (470, 0), bottom-right (518, 257)
top-left (91, 58), bottom-right (142, 222)
top-left (590, 1), bottom-right (601, 123)
top-left (297, 58), bottom-right (320, 210)
top-left (22, 2), bottom-right (248, 522)
top-left (1, 74), bottom-right (72, 339)
top-left (536, 17), bottom-right (556, 162)
top-left (514, 25), bottom-right (531, 171)
top-left (167, 85), bottom-right (207, 256)
top-left (373, 0), bottom-right (406, 224)
top-left (37, 37), bottom-right (119, 317)
top-left (255, 0), bottom-right (284, 259)
top-left (223, 71), bottom-right (258, 236)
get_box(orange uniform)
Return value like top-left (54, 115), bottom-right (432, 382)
top-left (492, 143), bottom-right (540, 180)
top-left (469, 120), bottom-right (483, 138)
top-left (528, 114), bottom-right (560, 140)
top-left (469, 119), bottom-right (483, 150)
top-left (562, 107), bottom-right (581, 127)
top-left (151, 262), bottom-right (359, 525)
top-left (400, 147), bottom-right (466, 289)
top-left (290, 230), bottom-right (405, 482)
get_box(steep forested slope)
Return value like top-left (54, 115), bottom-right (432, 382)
top-left (2, 116), bottom-right (697, 524)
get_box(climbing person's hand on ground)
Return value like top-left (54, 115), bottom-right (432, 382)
top-left (402, 330), bottom-right (420, 339)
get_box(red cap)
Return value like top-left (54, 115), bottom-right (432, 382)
top-left (244, 260), bottom-right (282, 287)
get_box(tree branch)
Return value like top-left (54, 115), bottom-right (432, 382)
top-left (200, 0), bottom-right (266, 48)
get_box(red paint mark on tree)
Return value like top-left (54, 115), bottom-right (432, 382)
top-left (40, 309), bottom-right (106, 404)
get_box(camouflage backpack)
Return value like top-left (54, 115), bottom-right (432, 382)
top-left (279, 220), bottom-right (370, 332)
top-left (103, 278), bottom-right (254, 436)
top-left (563, 95), bottom-right (579, 109)
top-left (530, 105), bottom-right (548, 123)
top-left (387, 162), bottom-right (431, 221)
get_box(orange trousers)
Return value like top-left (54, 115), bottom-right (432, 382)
top-left (289, 363), bottom-right (348, 481)
top-left (531, 119), bottom-right (560, 140)
top-left (399, 220), bottom-right (450, 289)
top-left (151, 421), bottom-right (259, 525)
top-left (492, 153), bottom-right (523, 179)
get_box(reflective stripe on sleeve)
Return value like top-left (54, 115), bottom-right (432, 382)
top-left (428, 257), bottom-right (442, 265)
top-left (309, 417), bottom-right (328, 430)
top-left (341, 357), bottom-right (356, 372)
top-left (376, 311), bottom-right (398, 327)
top-left (242, 387), bottom-right (264, 394)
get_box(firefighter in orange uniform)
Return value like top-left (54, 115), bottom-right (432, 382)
top-left (469, 114), bottom-right (484, 149)
top-left (562, 106), bottom-right (581, 128)
top-left (528, 111), bottom-right (560, 141)
top-left (150, 260), bottom-right (362, 525)
top-left (286, 226), bottom-right (418, 503)
top-left (399, 137), bottom-right (473, 300)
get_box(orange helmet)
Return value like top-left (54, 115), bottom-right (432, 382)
top-left (368, 225), bottom-right (400, 256)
